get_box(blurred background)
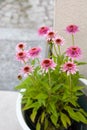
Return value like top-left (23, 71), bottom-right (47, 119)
top-left (0, 0), bottom-right (54, 90)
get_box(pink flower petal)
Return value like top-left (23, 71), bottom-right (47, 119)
top-left (61, 62), bottom-right (78, 75)
top-left (66, 24), bottom-right (79, 34)
top-left (16, 51), bottom-right (29, 62)
top-left (38, 26), bottom-right (50, 36)
top-left (54, 36), bottom-right (65, 46)
top-left (16, 42), bottom-right (26, 51)
top-left (41, 58), bottom-right (56, 73)
top-left (28, 47), bottom-right (41, 59)
top-left (66, 46), bottom-right (82, 60)
top-left (21, 65), bottom-right (33, 77)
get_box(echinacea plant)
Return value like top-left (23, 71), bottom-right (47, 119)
top-left (16, 24), bottom-right (87, 130)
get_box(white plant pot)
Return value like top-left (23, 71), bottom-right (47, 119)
top-left (16, 92), bottom-right (30, 130)
top-left (16, 78), bottom-right (87, 130)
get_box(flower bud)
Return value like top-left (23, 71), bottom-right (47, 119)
top-left (17, 74), bottom-right (22, 80)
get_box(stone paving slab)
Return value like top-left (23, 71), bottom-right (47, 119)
top-left (0, 91), bottom-right (22, 130)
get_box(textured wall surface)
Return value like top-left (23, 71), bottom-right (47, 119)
top-left (54, 0), bottom-right (87, 77)
top-left (0, 0), bottom-right (54, 28)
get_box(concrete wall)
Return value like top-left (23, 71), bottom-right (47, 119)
top-left (54, 0), bottom-right (87, 77)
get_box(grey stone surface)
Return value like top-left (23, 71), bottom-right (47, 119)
top-left (0, 0), bottom-right (54, 28)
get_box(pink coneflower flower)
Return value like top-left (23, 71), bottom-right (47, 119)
top-left (38, 26), bottom-right (50, 36)
top-left (41, 58), bottom-right (56, 73)
top-left (16, 51), bottom-right (29, 62)
top-left (28, 47), bottom-right (41, 59)
top-left (66, 24), bottom-right (79, 34)
top-left (66, 46), bottom-right (82, 60)
top-left (61, 62), bottom-right (77, 75)
top-left (47, 31), bottom-right (56, 39)
top-left (21, 65), bottom-right (33, 76)
top-left (16, 42), bottom-right (26, 51)
top-left (54, 36), bottom-right (65, 46)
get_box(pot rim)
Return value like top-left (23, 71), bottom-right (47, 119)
top-left (16, 91), bottom-right (30, 130)
top-left (79, 78), bottom-right (87, 96)
top-left (16, 78), bottom-right (87, 130)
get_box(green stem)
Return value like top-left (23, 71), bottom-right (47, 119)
top-left (72, 34), bottom-right (75, 46)
top-left (36, 58), bottom-right (40, 64)
top-left (58, 45), bottom-right (61, 55)
top-left (69, 74), bottom-right (72, 97)
top-left (54, 44), bottom-right (58, 56)
top-left (49, 44), bottom-right (53, 59)
top-left (23, 60), bottom-right (26, 64)
top-left (28, 74), bottom-right (35, 85)
top-left (48, 70), bottom-right (51, 86)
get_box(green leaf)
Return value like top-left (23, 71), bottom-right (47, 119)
top-left (48, 102), bottom-right (57, 116)
top-left (52, 84), bottom-right (64, 93)
top-left (50, 114), bottom-right (58, 126)
top-left (23, 101), bottom-right (41, 110)
top-left (76, 111), bottom-right (87, 124)
top-left (69, 99), bottom-right (79, 107)
top-left (34, 93), bottom-right (48, 100)
top-left (44, 118), bottom-right (49, 130)
top-left (41, 112), bottom-right (45, 123)
top-left (60, 112), bottom-right (68, 128)
top-left (73, 86), bottom-right (84, 91)
top-left (36, 120), bottom-right (41, 130)
top-left (15, 77), bottom-right (31, 90)
top-left (41, 81), bottom-right (50, 91)
top-left (30, 109), bottom-right (37, 122)
top-left (76, 91), bottom-right (83, 96)
top-left (64, 106), bottom-right (80, 122)
top-left (65, 106), bottom-right (87, 124)
top-left (62, 92), bottom-right (70, 101)
top-left (76, 61), bottom-right (87, 65)
top-left (22, 98), bottom-right (33, 110)
top-left (79, 108), bottom-right (87, 117)
top-left (65, 115), bottom-right (71, 126)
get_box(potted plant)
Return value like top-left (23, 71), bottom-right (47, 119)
top-left (15, 25), bottom-right (87, 130)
